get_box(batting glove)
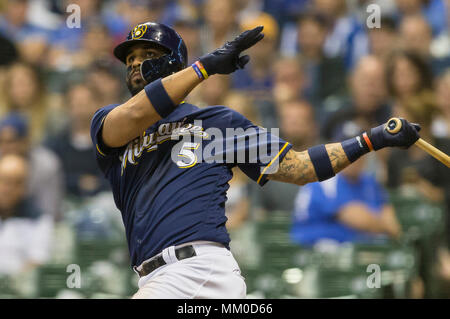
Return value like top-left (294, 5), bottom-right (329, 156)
top-left (368, 118), bottom-right (421, 150)
top-left (196, 26), bottom-right (264, 77)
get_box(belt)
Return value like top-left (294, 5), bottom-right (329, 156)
top-left (135, 245), bottom-right (197, 277)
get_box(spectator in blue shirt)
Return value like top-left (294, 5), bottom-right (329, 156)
top-left (290, 135), bottom-right (401, 246)
top-left (48, 0), bottom-right (105, 53)
top-left (0, 0), bottom-right (50, 65)
top-left (311, 0), bottom-right (369, 70)
top-left (0, 0), bottom-right (49, 41)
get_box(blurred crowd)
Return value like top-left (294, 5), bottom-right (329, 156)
top-left (0, 0), bottom-right (450, 298)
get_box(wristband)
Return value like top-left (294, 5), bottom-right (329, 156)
top-left (366, 126), bottom-right (385, 150)
top-left (308, 144), bottom-right (335, 182)
top-left (341, 134), bottom-right (371, 163)
top-left (144, 78), bottom-right (176, 119)
top-left (192, 61), bottom-right (209, 80)
top-left (362, 132), bottom-right (374, 151)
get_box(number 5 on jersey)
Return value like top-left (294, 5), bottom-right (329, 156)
top-left (176, 142), bottom-right (200, 168)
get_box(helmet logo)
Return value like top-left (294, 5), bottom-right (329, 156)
top-left (132, 24), bottom-right (148, 39)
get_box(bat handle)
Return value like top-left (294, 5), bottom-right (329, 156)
top-left (385, 118), bottom-right (402, 134)
top-left (385, 118), bottom-right (450, 168)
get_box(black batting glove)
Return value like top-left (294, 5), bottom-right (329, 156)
top-left (368, 118), bottom-right (421, 150)
top-left (198, 26), bottom-right (264, 77)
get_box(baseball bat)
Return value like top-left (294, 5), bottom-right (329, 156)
top-left (385, 118), bottom-right (450, 168)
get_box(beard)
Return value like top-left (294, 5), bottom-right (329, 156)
top-left (125, 57), bottom-right (182, 96)
top-left (126, 66), bottom-right (147, 96)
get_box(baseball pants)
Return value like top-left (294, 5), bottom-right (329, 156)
top-left (132, 241), bottom-right (247, 299)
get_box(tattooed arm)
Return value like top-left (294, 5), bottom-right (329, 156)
top-left (267, 143), bottom-right (351, 186)
top-left (267, 118), bottom-right (422, 186)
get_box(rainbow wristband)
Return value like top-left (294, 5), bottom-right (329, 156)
top-left (192, 61), bottom-right (209, 80)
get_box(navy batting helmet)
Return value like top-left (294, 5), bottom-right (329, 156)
top-left (113, 22), bottom-right (188, 68)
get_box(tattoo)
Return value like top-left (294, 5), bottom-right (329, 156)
top-left (268, 143), bottom-right (351, 186)
top-left (325, 143), bottom-right (351, 174)
top-left (268, 149), bottom-right (316, 185)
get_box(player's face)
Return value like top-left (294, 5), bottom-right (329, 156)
top-left (125, 44), bottom-right (168, 96)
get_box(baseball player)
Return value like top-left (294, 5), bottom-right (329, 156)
top-left (90, 22), bottom-right (421, 299)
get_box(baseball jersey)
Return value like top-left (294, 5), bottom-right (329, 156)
top-left (90, 102), bottom-right (292, 266)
